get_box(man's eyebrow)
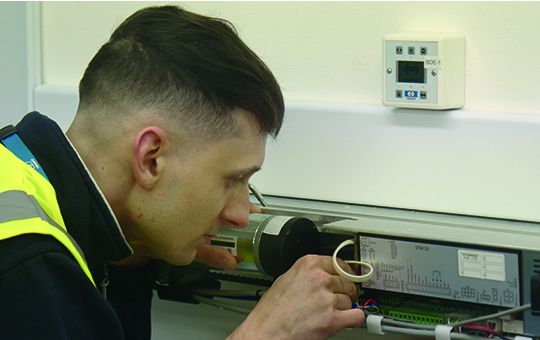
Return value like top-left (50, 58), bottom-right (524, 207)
top-left (230, 166), bottom-right (261, 176)
top-left (243, 166), bottom-right (262, 175)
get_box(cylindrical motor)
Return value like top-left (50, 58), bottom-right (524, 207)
top-left (212, 214), bottom-right (320, 278)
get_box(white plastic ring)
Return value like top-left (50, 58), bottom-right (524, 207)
top-left (366, 314), bottom-right (385, 335)
top-left (332, 239), bottom-right (374, 283)
top-left (434, 325), bottom-right (453, 340)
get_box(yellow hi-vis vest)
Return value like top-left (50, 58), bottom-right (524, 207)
top-left (0, 144), bottom-right (95, 286)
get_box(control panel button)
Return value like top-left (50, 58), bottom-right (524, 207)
top-left (420, 91), bottom-right (427, 99)
top-left (396, 90), bottom-right (403, 98)
top-left (405, 90), bottom-right (417, 98)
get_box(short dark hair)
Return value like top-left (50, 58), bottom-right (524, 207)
top-left (77, 5), bottom-right (284, 139)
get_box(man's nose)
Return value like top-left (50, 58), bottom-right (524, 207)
top-left (221, 186), bottom-right (251, 229)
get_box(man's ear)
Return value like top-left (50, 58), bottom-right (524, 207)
top-left (132, 126), bottom-right (168, 190)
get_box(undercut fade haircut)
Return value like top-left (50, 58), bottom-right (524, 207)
top-left (77, 5), bottom-right (284, 140)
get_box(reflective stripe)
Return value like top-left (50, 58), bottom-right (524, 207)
top-left (0, 190), bottom-right (88, 266)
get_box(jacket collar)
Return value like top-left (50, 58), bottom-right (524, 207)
top-left (15, 112), bottom-right (132, 266)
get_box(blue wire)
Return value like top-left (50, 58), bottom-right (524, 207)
top-left (361, 303), bottom-right (380, 311)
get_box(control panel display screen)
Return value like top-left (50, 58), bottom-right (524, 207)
top-left (398, 60), bottom-right (425, 84)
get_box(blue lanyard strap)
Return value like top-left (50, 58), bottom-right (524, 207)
top-left (0, 125), bottom-right (49, 181)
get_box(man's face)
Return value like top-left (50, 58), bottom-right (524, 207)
top-left (132, 108), bottom-right (267, 265)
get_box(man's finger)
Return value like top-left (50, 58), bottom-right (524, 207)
top-left (195, 244), bottom-right (237, 270)
top-left (305, 254), bottom-right (355, 276)
top-left (249, 202), bottom-right (262, 214)
top-left (335, 308), bottom-right (365, 329)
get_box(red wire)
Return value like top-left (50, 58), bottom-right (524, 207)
top-left (362, 299), bottom-right (375, 309)
top-left (465, 324), bottom-right (502, 336)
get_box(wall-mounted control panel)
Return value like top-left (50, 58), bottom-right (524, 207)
top-left (383, 32), bottom-right (465, 110)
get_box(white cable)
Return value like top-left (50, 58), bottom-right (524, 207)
top-left (332, 239), bottom-right (374, 283)
top-left (382, 318), bottom-right (436, 330)
top-left (380, 325), bottom-right (485, 340)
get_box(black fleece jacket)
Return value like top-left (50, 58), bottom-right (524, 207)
top-left (0, 112), bottom-right (154, 340)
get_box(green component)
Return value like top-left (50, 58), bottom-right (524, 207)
top-left (388, 308), bottom-right (445, 325)
top-left (361, 292), bottom-right (501, 327)
top-left (378, 305), bottom-right (392, 315)
top-left (379, 295), bottom-right (404, 306)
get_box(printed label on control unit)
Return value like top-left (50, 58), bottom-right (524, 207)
top-left (210, 235), bottom-right (237, 256)
top-left (458, 250), bottom-right (505, 282)
top-left (424, 56), bottom-right (442, 69)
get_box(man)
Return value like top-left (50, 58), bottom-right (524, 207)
top-left (0, 5), bottom-right (364, 339)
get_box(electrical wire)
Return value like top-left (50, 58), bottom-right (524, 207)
top-left (448, 304), bottom-right (531, 328)
top-left (193, 295), bottom-right (253, 315)
top-left (362, 304), bottom-right (380, 313)
top-left (363, 309), bottom-right (438, 330)
top-left (364, 303), bottom-right (531, 332)
top-left (361, 298), bottom-right (377, 308)
top-left (197, 238), bottom-right (533, 339)
top-left (380, 317), bottom-right (437, 330)
top-left (194, 289), bottom-right (266, 299)
top-left (379, 325), bottom-right (492, 340)
top-left (463, 324), bottom-right (512, 340)
top-left (195, 289), bottom-right (529, 340)
top-left (340, 236), bottom-right (532, 335)
top-left (195, 296), bottom-right (487, 340)
top-left (359, 299), bottom-right (380, 312)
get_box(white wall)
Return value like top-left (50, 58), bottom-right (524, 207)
top-left (34, 0), bottom-right (540, 222)
top-left (0, 2), bottom-right (39, 127)
top-left (10, 2), bottom-right (540, 339)
top-left (41, 1), bottom-right (540, 115)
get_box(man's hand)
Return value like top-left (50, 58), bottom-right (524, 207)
top-left (195, 244), bottom-right (238, 271)
top-left (227, 255), bottom-right (365, 340)
top-left (195, 202), bottom-right (261, 270)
